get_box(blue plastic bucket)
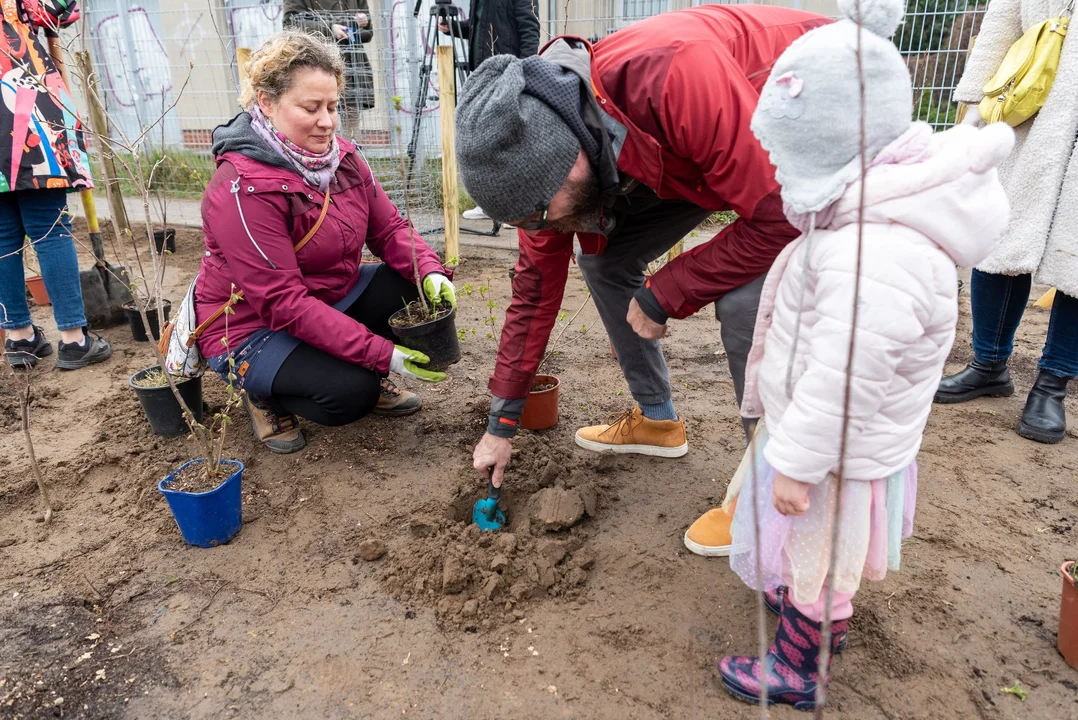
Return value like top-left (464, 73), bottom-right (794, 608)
top-left (158, 459), bottom-right (244, 548)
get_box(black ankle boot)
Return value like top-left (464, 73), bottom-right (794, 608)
top-left (934, 358), bottom-right (1014, 404)
top-left (1017, 371), bottom-right (1070, 444)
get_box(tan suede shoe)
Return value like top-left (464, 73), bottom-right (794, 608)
top-left (574, 407), bottom-right (688, 458)
top-left (683, 499), bottom-right (737, 557)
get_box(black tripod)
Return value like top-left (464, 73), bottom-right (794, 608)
top-left (406, 0), bottom-right (502, 237)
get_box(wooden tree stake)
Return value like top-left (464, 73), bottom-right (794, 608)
top-left (437, 45), bottom-right (460, 265)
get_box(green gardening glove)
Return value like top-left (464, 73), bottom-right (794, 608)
top-left (390, 345), bottom-right (446, 382)
top-left (422, 272), bottom-right (457, 309)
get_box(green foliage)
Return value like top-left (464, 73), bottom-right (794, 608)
top-left (895, 0), bottom-right (971, 54)
top-left (708, 210), bottom-right (738, 226)
top-left (98, 149), bottom-right (215, 200)
top-left (914, 92), bottom-right (959, 127)
top-left (479, 277), bottom-right (500, 343)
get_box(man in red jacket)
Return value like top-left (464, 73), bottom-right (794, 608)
top-left (455, 5), bottom-right (830, 487)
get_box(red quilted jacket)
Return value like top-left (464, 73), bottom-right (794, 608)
top-left (490, 4), bottom-right (831, 400)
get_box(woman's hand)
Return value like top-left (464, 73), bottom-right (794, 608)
top-left (390, 345), bottom-right (446, 382)
top-left (354, 12), bottom-right (370, 27)
top-left (772, 472), bottom-right (810, 516)
top-left (331, 23), bottom-right (349, 41)
top-left (423, 272), bottom-right (457, 309)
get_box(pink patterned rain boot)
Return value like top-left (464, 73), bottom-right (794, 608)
top-left (718, 601), bottom-right (847, 711)
top-left (764, 586), bottom-right (847, 652)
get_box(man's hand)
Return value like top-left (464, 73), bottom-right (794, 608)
top-left (331, 23), bottom-right (348, 40)
top-left (473, 432), bottom-right (512, 488)
top-left (627, 297), bottom-right (667, 340)
top-left (354, 11), bottom-right (369, 27)
top-left (438, 18), bottom-right (450, 33)
top-left (772, 472), bottom-right (810, 516)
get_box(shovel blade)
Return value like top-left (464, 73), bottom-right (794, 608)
top-left (472, 498), bottom-right (505, 531)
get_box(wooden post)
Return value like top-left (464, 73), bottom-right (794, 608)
top-left (75, 50), bottom-right (130, 239)
top-left (437, 45), bottom-right (460, 265)
top-left (236, 47), bottom-right (252, 84)
top-left (667, 239), bottom-right (684, 260)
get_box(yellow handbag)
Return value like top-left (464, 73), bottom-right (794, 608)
top-left (979, 4), bottom-right (1072, 127)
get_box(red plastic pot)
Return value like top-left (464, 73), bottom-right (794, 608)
top-left (25, 275), bottom-right (50, 306)
top-left (520, 374), bottom-right (560, 431)
top-left (1060, 561), bottom-right (1078, 671)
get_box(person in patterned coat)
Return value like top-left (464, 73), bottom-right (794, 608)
top-left (1, 0), bottom-right (111, 371)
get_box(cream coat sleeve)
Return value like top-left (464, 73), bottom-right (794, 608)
top-left (954, 0), bottom-right (1023, 104)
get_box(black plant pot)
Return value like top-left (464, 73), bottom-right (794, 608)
top-left (124, 300), bottom-right (171, 342)
top-left (129, 369), bottom-right (203, 437)
top-left (389, 303), bottom-right (460, 372)
top-left (154, 228), bottom-right (176, 254)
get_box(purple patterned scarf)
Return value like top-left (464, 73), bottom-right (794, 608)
top-left (248, 104), bottom-right (340, 191)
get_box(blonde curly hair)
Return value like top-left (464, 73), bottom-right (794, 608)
top-left (238, 31), bottom-right (345, 109)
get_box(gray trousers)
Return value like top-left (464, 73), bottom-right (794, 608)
top-left (576, 201), bottom-right (765, 435)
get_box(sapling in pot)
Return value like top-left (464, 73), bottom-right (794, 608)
top-left (1059, 559), bottom-right (1078, 671)
top-left (386, 95), bottom-right (460, 371)
top-left (69, 48), bottom-right (246, 544)
top-left (519, 292), bottom-right (590, 431)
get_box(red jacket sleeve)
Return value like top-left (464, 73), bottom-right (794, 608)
top-left (647, 42), bottom-right (800, 318)
top-left (206, 184), bottom-right (396, 373)
top-left (488, 228), bottom-right (574, 400)
top-left (360, 165), bottom-right (446, 285)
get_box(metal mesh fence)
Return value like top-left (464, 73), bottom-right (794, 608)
top-left (63, 0), bottom-right (986, 225)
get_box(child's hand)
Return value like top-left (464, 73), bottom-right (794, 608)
top-left (773, 473), bottom-right (810, 516)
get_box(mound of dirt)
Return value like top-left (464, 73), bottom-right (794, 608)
top-left (377, 434), bottom-right (620, 628)
top-left (381, 514), bottom-right (596, 628)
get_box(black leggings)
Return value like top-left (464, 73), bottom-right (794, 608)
top-left (269, 265), bottom-right (419, 426)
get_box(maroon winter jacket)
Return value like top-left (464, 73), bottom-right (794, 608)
top-left (195, 136), bottom-right (445, 374)
top-left (490, 5), bottom-right (831, 401)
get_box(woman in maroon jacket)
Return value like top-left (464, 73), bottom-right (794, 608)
top-left (195, 31), bottom-right (455, 453)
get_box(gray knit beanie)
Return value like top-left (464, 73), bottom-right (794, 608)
top-left (751, 0), bottom-right (913, 214)
top-left (455, 55), bottom-right (581, 223)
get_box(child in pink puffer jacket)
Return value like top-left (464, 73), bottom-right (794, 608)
top-left (714, 0), bottom-right (1015, 710)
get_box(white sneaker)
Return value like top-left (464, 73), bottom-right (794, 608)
top-left (463, 206), bottom-right (490, 221)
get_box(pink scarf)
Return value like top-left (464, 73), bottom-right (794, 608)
top-left (248, 104), bottom-right (340, 192)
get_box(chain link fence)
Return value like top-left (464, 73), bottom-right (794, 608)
top-left (64, 0), bottom-right (986, 227)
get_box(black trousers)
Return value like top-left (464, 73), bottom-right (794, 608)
top-left (269, 265), bottom-right (419, 426)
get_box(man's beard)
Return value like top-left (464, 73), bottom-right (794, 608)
top-left (548, 172), bottom-right (603, 233)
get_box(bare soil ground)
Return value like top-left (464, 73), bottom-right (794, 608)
top-left (2, 224), bottom-right (1077, 719)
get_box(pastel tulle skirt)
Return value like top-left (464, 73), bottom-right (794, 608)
top-left (723, 421), bottom-right (918, 606)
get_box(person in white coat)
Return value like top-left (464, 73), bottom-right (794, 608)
top-left (710, 0), bottom-right (1015, 708)
top-left (936, 0), bottom-right (1078, 444)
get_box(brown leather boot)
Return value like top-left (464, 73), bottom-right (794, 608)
top-left (373, 378), bottom-right (422, 417)
top-left (244, 395), bottom-right (306, 454)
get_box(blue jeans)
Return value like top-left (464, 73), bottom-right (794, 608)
top-left (971, 269), bottom-right (1078, 379)
top-left (0, 189), bottom-right (86, 331)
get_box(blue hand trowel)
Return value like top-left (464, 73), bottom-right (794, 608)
top-left (472, 471), bottom-right (506, 531)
